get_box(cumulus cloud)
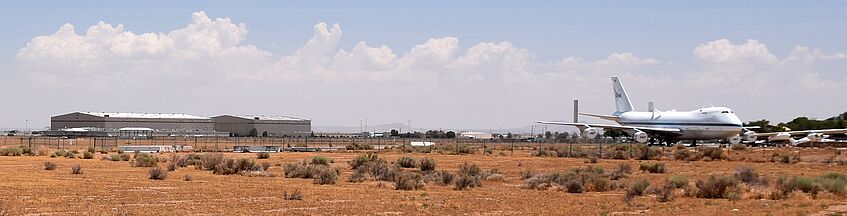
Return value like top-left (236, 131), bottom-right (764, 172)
top-left (17, 11), bottom-right (270, 82)
top-left (693, 39), bottom-right (778, 64)
top-left (12, 11), bottom-right (847, 128)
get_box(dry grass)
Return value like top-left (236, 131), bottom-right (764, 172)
top-left (70, 164), bottom-right (82, 175)
top-left (0, 145), bottom-right (845, 215)
top-left (43, 161), bottom-right (57, 170)
top-left (148, 166), bottom-right (168, 180)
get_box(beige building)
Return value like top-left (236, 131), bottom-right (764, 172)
top-left (212, 115), bottom-right (311, 137)
top-left (50, 112), bottom-right (214, 132)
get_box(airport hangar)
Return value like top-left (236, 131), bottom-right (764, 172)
top-left (211, 115), bottom-right (311, 137)
top-left (49, 112), bottom-right (311, 137)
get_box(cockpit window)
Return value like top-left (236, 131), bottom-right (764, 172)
top-left (721, 111), bottom-right (729, 113)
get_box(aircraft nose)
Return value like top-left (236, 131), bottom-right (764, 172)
top-left (728, 114), bottom-right (743, 126)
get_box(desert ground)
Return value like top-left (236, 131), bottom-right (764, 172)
top-left (1, 139), bottom-right (847, 215)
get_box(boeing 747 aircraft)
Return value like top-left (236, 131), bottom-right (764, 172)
top-left (537, 77), bottom-right (847, 145)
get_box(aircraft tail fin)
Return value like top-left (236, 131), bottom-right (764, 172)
top-left (611, 76), bottom-right (634, 115)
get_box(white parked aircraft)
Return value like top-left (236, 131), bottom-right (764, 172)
top-left (755, 129), bottom-right (847, 145)
top-left (537, 77), bottom-right (749, 145)
top-left (537, 76), bottom-right (847, 145)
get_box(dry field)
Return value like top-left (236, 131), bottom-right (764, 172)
top-left (1, 144), bottom-right (846, 215)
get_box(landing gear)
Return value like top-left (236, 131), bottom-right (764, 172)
top-left (649, 138), bottom-right (656, 146)
top-left (664, 139), bottom-right (677, 147)
top-left (690, 140), bottom-right (698, 147)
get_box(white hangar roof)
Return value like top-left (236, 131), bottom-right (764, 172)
top-left (77, 112), bottom-right (210, 120)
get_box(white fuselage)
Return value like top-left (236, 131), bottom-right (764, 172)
top-left (615, 107), bottom-right (743, 140)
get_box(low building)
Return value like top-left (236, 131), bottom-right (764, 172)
top-left (212, 115), bottom-right (311, 137)
top-left (118, 145), bottom-right (176, 153)
top-left (51, 112), bottom-right (213, 132)
top-left (459, 131), bottom-right (493, 139)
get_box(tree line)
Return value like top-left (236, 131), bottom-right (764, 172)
top-left (745, 111), bottom-right (847, 132)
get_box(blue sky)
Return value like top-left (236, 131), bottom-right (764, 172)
top-left (2, 1), bottom-right (846, 129)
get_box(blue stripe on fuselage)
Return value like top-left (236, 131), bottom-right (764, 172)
top-left (620, 122), bottom-right (742, 127)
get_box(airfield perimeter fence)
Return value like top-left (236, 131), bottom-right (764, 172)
top-left (2, 135), bottom-right (620, 153)
top-left (4, 136), bottom-right (837, 163)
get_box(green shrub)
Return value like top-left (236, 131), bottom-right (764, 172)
top-left (285, 160), bottom-right (337, 183)
top-left (63, 151), bottom-right (77, 159)
top-left (87, 147), bottom-right (96, 154)
top-left (454, 174), bottom-right (482, 190)
top-left (638, 162), bottom-right (667, 173)
top-left (733, 166), bottom-right (763, 185)
top-left (565, 179), bottom-right (584, 193)
top-left (313, 166), bottom-right (339, 185)
top-left (610, 164), bottom-right (633, 180)
top-left (167, 162), bottom-right (177, 172)
top-left (349, 153), bottom-right (381, 170)
top-left (348, 166), bottom-right (368, 183)
top-left (634, 145), bottom-right (663, 160)
top-left (790, 176), bottom-right (821, 196)
top-left (396, 157), bottom-right (417, 168)
top-left (183, 174), bottom-right (193, 181)
top-left (0, 147), bottom-right (24, 156)
top-left (439, 170), bottom-right (455, 185)
top-left (394, 172), bottom-right (425, 190)
top-left (459, 162), bottom-right (481, 177)
top-left (696, 175), bottom-right (737, 198)
top-left (200, 153), bottom-right (225, 170)
top-left (419, 158), bottom-right (436, 172)
top-left (698, 147), bottom-right (725, 160)
top-left (818, 172), bottom-right (846, 195)
top-left (178, 154), bottom-right (203, 167)
top-left (629, 179), bottom-right (650, 196)
top-left (674, 149), bottom-right (698, 161)
top-left (668, 175), bottom-right (689, 189)
top-left (82, 151), bottom-right (94, 159)
top-left (730, 144), bottom-right (747, 151)
top-left (369, 161), bottom-right (400, 181)
top-left (213, 158), bottom-right (262, 175)
top-left (133, 153), bottom-right (159, 167)
top-left (52, 150), bottom-right (67, 158)
top-left (655, 181), bottom-right (675, 202)
top-left (311, 156), bottom-right (332, 165)
top-left (257, 152), bottom-right (270, 159)
top-left (149, 166), bottom-right (168, 180)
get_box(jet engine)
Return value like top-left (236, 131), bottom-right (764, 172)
top-left (728, 135), bottom-right (742, 144)
top-left (581, 128), bottom-right (599, 139)
top-left (807, 133), bottom-right (825, 142)
top-left (742, 131), bottom-right (757, 141)
top-left (632, 131), bottom-right (649, 143)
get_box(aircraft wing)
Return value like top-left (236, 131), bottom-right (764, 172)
top-left (755, 128), bottom-right (847, 137)
top-left (535, 121), bottom-right (682, 134)
top-left (578, 112), bottom-right (621, 122)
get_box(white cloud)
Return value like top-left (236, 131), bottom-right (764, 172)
top-left (693, 39), bottom-right (777, 64)
top-left (12, 11), bottom-right (847, 129)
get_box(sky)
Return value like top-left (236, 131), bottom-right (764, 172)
top-left (1, 1), bottom-right (846, 130)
